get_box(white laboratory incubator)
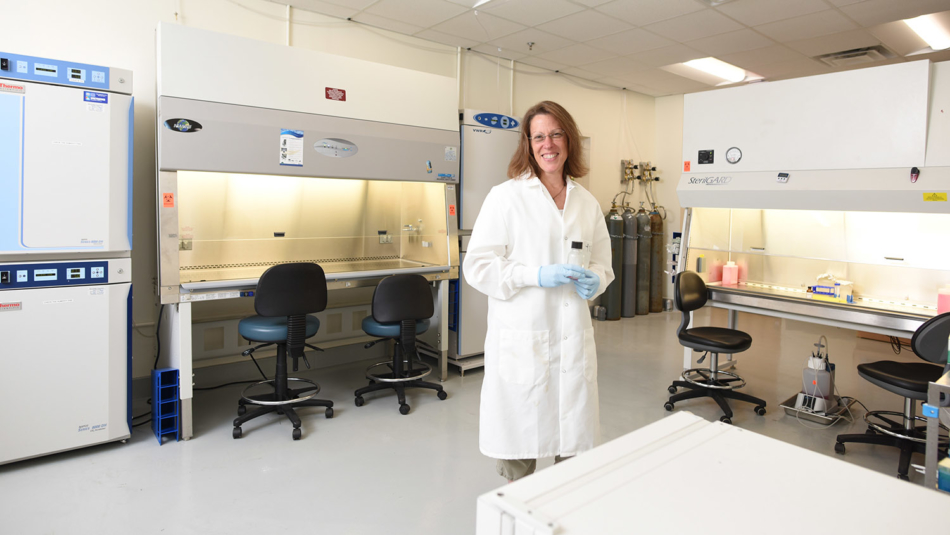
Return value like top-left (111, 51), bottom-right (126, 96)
top-left (0, 52), bottom-right (133, 464)
top-left (451, 110), bottom-right (520, 373)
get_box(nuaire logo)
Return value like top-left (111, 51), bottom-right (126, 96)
top-left (472, 128), bottom-right (492, 134)
top-left (688, 176), bottom-right (733, 185)
top-left (0, 302), bottom-right (22, 312)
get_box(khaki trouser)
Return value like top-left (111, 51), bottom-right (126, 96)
top-left (496, 455), bottom-right (571, 481)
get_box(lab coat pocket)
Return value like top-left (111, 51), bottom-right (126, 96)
top-left (498, 329), bottom-right (550, 386)
top-left (583, 327), bottom-right (597, 382)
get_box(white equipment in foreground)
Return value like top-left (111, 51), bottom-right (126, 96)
top-left (476, 412), bottom-right (948, 534)
top-left (0, 51), bottom-right (133, 464)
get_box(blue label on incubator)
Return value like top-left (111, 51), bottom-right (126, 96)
top-left (83, 91), bottom-right (108, 104)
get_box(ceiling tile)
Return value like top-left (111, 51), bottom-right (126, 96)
top-left (867, 20), bottom-right (929, 57)
top-left (481, 0), bottom-right (585, 27)
top-left (287, 0), bottom-right (359, 18)
top-left (517, 56), bottom-right (569, 72)
top-left (352, 12), bottom-right (425, 34)
top-left (839, 0), bottom-right (950, 27)
top-left (628, 43), bottom-right (705, 67)
top-left (444, 0), bottom-right (481, 6)
top-left (415, 28), bottom-right (481, 48)
top-left (686, 28), bottom-right (775, 56)
top-left (715, 0), bottom-right (829, 27)
top-left (535, 43), bottom-right (617, 66)
top-left (622, 69), bottom-right (710, 93)
top-left (572, 0), bottom-right (615, 7)
top-left (536, 9), bottom-right (635, 42)
top-left (595, 0), bottom-right (707, 27)
top-left (785, 28), bottom-right (881, 57)
top-left (753, 57), bottom-right (831, 79)
top-left (755, 10), bottom-right (858, 42)
top-left (560, 66), bottom-right (601, 79)
top-left (718, 45), bottom-right (807, 69)
top-left (365, 0), bottom-right (467, 28)
top-left (586, 28), bottom-right (674, 54)
top-left (316, 0), bottom-right (378, 10)
top-left (432, 10), bottom-right (526, 42)
top-left (826, 0), bottom-right (864, 6)
top-left (643, 9), bottom-right (744, 42)
top-left (488, 28), bottom-right (576, 57)
top-left (471, 43), bottom-right (528, 60)
top-left (581, 56), bottom-right (648, 76)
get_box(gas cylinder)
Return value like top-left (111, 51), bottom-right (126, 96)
top-left (649, 208), bottom-right (664, 313)
top-left (635, 207), bottom-right (651, 315)
top-left (621, 206), bottom-right (638, 318)
top-left (603, 206), bottom-right (624, 320)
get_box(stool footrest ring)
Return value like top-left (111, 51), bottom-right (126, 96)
top-left (365, 360), bottom-right (433, 383)
top-left (241, 377), bottom-right (321, 406)
top-left (681, 368), bottom-right (746, 390)
top-left (863, 410), bottom-right (950, 445)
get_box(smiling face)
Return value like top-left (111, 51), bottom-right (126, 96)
top-left (529, 113), bottom-right (567, 181)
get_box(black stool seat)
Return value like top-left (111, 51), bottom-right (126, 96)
top-left (680, 327), bottom-right (752, 353)
top-left (857, 361), bottom-right (945, 396)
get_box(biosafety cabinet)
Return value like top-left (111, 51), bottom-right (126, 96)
top-left (677, 60), bottom-right (950, 350)
top-left (154, 24), bottom-right (460, 438)
top-left (0, 52), bottom-right (133, 464)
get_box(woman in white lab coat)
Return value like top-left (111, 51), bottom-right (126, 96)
top-left (463, 101), bottom-right (614, 481)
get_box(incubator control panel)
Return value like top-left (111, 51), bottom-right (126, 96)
top-left (473, 113), bottom-right (519, 130)
top-left (0, 261), bottom-right (109, 289)
top-left (0, 51), bottom-right (112, 91)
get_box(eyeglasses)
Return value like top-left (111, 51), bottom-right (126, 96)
top-left (530, 131), bottom-right (565, 144)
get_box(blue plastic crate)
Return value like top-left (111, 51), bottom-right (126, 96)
top-left (151, 368), bottom-right (180, 445)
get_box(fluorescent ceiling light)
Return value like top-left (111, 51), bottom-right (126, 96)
top-left (904, 14), bottom-right (950, 51)
top-left (473, 0), bottom-right (494, 7)
top-left (683, 57), bottom-right (746, 83)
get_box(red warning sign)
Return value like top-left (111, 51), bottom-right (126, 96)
top-left (163, 193), bottom-right (175, 208)
top-left (326, 87), bottom-right (346, 101)
top-left (684, 161), bottom-right (691, 172)
top-left (449, 205), bottom-right (456, 216)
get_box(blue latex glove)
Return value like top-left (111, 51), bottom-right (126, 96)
top-left (538, 264), bottom-right (585, 288)
top-left (574, 269), bottom-right (600, 300)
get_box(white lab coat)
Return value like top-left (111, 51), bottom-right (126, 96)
top-left (463, 175), bottom-right (614, 459)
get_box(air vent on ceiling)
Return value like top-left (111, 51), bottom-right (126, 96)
top-left (814, 46), bottom-right (896, 68)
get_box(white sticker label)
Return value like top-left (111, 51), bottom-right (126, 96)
top-left (43, 299), bottom-right (74, 305)
top-left (86, 103), bottom-right (104, 113)
top-left (89, 288), bottom-right (105, 296)
top-left (53, 140), bottom-right (83, 146)
top-left (280, 129), bottom-right (304, 167)
top-left (445, 146), bottom-right (458, 161)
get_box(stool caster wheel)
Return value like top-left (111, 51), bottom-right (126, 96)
top-left (668, 385), bottom-right (677, 394)
top-left (325, 407), bottom-right (334, 418)
top-left (292, 428), bottom-right (302, 440)
top-left (233, 427), bottom-right (242, 439)
top-left (754, 406), bottom-right (766, 416)
top-left (237, 405), bottom-right (246, 416)
top-left (399, 403), bottom-right (410, 415)
top-left (720, 416), bottom-right (732, 424)
top-left (437, 390), bottom-right (447, 400)
top-left (355, 396), bottom-right (365, 407)
top-left (664, 402), bottom-right (674, 411)
top-left (834, 442), bottom-right (845, 454)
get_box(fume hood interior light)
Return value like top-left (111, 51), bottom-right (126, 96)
top-left (904, 14), bottom-right (950, 51)
top-left (683, 57), bottom-right (746, 83)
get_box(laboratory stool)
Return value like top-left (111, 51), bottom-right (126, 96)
top-left (834, 312), bottom-right (950, 480)
top-left (354, 274), bottom-right (447, 415)
top-left (664, 271), bottom-right (767, 424)
top-left (233, 262), bottom-right (334, 440)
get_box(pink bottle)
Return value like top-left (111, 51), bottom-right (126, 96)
top-left (722, 261), bottom-right (739, 286)
top-left (938, 287), bottom-right (950, 315)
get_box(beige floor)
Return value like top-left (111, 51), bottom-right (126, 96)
top-left (0, 308), bottom-right (935, 534)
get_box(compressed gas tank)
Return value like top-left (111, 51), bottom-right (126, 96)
top-left (635, 208), bottom-right (651, 315)
top-left (621, 206), bottom-right (637, 318)
top-left (649, 209), bottom-right (663, 313)
top-left (603, 207), bottom-right (624, 320)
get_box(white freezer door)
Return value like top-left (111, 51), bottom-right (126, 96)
top-left (0, 283), bottom-right (130, 464)
top-left (460, 126), bottom-right (519, 230)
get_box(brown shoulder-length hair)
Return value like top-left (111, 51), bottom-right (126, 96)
top-left (507, 100), bottom-right (588, 180)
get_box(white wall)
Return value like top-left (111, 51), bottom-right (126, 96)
top-left (654, 95), bottom-right (686, 300)
top-left (5, 0), bottom-right (662, 378)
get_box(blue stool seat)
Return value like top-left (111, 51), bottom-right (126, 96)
top-left (362, 317), bottom-right (429, 338)
top-left (239, 315), bottom-right (320, 343)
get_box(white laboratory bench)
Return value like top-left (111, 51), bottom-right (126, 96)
top-left (476, 412), bottom-right (949, 535)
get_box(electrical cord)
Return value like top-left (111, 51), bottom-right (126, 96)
top-left (889, 336), bottom-right (902, 354)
